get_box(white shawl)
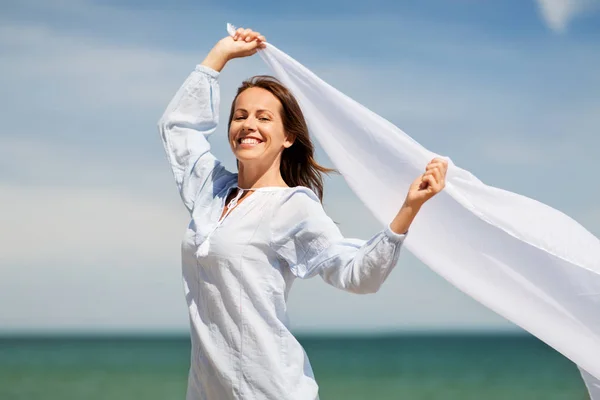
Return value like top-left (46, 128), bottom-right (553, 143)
top-left (226, 24), bottom-right (600, 398)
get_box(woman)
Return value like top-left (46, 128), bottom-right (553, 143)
top-left (158, 27), bottom-right (448, 400)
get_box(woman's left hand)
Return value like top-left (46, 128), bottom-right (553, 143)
top-left (405, 158), bottom-right (448, 208)
top-left (389, 157), bottom-right (448, 235)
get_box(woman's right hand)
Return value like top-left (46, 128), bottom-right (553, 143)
top-left (201, 28), bottom-right (266, 72)
top-left (221, 28), bottom-right (266, 59)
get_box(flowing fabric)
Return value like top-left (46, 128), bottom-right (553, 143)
top-left (225, 24), bottom-right (600, 397)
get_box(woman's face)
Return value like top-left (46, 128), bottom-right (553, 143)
top-left (229, 87), bottom-right (294, 165)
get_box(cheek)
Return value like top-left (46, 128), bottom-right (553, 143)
top-left (228, 126), bottom-right (237, 142)
top-left (267, 125), bottom-right (287, 145)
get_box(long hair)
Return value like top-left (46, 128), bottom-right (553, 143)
top-left (227, 75), bottom-right (336, 202)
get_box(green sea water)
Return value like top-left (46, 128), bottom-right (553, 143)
top-left (0, 334), bottom-right (588, 400)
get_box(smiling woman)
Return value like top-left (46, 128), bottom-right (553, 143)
top-left (157, 27), bottom-right (447, 400)
top-left (227, 76), bottom-right (335, 201)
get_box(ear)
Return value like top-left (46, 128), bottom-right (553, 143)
top-left (283, 133), bottom-right (295, 149)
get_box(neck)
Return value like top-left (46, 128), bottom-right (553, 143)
top-left (237, 158), bottom-right (288, 189)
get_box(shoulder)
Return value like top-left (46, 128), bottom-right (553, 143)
top-left (275, 186), bottom-right (324, 215)
top-left (270, 186), bottom-right (339, 256)
top-left (271, 186), bottom-right (332, 236)
top-left (276, 185), bottom-right (320, 204)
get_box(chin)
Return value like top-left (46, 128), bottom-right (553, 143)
top-left (233, 149), bottom-right (264, 163)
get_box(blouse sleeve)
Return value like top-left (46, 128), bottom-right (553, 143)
top-left (157, 65), bottom-right (233, 212)
top-left (270, 188), bottom-right (406, 294)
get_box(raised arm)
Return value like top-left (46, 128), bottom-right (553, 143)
top-left (158, 65), bottom-right (226, 212)
top-left (157, 28), bottom-right (266, 212)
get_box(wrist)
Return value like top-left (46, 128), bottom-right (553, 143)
top-left (201, 45), bottom-right (230, 72)
top-left (401, 200), bottom-right (423, 213)
top-left (389, 202), bottom-right (421, 235)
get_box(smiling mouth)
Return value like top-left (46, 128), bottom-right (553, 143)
top-left (238, 137), bottom-right (263, 145)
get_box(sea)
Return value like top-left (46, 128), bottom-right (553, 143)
top-left (0, 334), bottom-right (588, 400)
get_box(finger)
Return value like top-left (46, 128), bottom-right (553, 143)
top-left (425, 170), bottom-right (443, 187)
top-left (417, 173), bottom-right (428, 190)
top-left (431, 157), bottom-right (448, 166)
top-left (421, 171), bottom-right (437, 187)
top-left (425, 164), bottom-right (439, 174)
top-left (440, 164), bottom-right (448, 180)
top-left (426, 160), bottom-right (447, 175)
top-left (426, 175), bottom-right (444, 194)
top-left (243, 28), bottom-right (252, 41)
top-left (433, 157), bottom-right (448, 169)
top-left (430, 167), bottom-right (442, 183)
top-left (422, 171), bottom-right (433, 181)
top-left (245, 31), bottom-right (263, 46)
top-left (423, 170), bottom-right (437, 180)
top-left (422, 174), bottom-right (436, 191)
top-left (436, 158), bottom-right (449, 176)
top-left (427, 164), bottom-right (447, 182)
top-left (250, 31), bottom-right (263, 43)
top-left (430, 172), bottom-right (447, 192)
top-left (434, 165), bottom-right (445, 180)
top-left (426, 158), bottom-right (446, 169)
top-left (426, 163), bottom-right (441, 172)
top-left (247, 41), bottom-right (262, 51)
top-left (234, 27), bottom-right (244, 40)
top-left (237, 28), bottom-right (251, 41)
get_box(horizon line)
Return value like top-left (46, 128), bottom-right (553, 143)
top-left (0, 328), bottom-right (528, 340)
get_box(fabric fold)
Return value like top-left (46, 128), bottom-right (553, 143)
top-left (226, 23), bottom-right (600, 398)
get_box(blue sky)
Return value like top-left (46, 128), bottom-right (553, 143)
top-left (1, 0), bottom-right (599, 334)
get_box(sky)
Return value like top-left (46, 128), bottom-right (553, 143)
top-left (1, 0), bottom-right (599, 335)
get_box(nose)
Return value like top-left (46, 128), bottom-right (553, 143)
top-left (242, 115), bottom-right (257, 132)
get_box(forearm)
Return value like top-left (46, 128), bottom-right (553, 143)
top-left (201, 46), bottom-right (230, 73)
top-left (272, 190), bottom-right (407, 294)
top-left (316, 229), bottom-right (405, 294)
top-left (389, 202), bottom-right (422, 235)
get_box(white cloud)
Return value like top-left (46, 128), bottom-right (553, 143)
top-left (535, 0), bottom-right (599, 32)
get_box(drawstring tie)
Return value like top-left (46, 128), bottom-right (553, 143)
top-left (196, 187), bottom-right (254, 257)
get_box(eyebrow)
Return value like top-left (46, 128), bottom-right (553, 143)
top-left (234, 108), bottom-right (274, 114)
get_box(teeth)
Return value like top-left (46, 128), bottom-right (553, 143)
top-left (241, 138), bottom-right (260, 144)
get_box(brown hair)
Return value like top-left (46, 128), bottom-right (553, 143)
top-left (227, 75), bottom-right (336, 202)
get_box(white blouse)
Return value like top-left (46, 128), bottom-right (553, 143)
top-left (158, 64), bottom-right (407, 400)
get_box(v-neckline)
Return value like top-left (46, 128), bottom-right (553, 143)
top-left (218, 187), bottom-right (253, 224)
top-left (216, 181), bottom-right (291, 225)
